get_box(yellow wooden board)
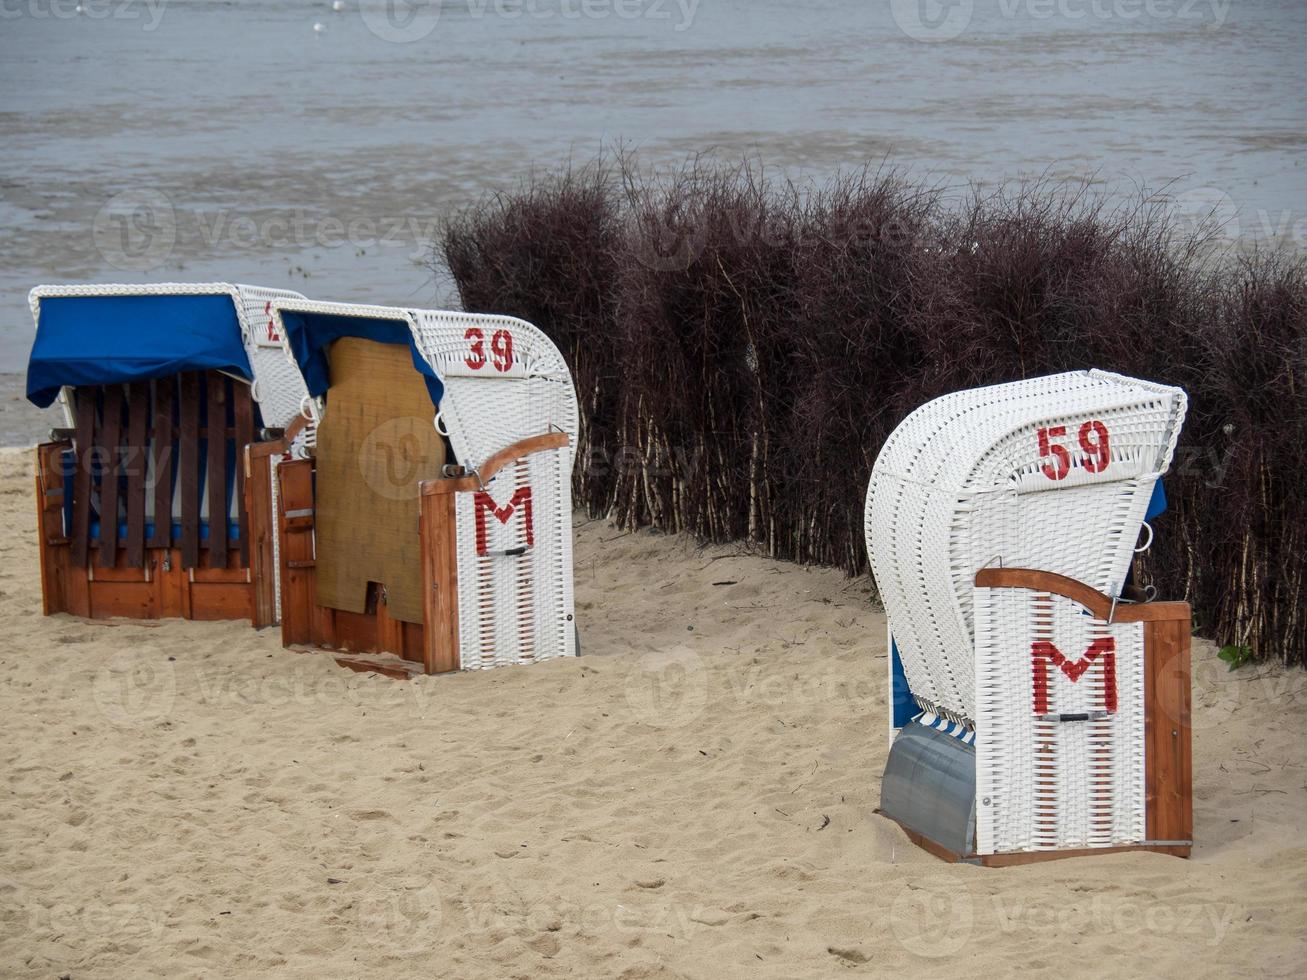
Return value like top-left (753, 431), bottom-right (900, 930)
top-left (313, 337), bottom-right (446, 623)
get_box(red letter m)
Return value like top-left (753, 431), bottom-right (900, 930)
top-left (473, 487), bottom-right (534, 556)
top-left (1031, 638), bottom-right (1117, 714)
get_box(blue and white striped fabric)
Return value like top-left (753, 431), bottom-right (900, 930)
top-left (914, 712), bottom-right (975, 745)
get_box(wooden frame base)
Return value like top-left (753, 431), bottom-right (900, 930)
top-left (36, 443), bottom-right (256, 621)
top-left (882, 815), bottom-right (1190, 866)
top-left (882, 568), bottom-right (1194, 867)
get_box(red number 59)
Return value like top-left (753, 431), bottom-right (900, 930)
top-left (1038, 420), bottom-right (1111, 481)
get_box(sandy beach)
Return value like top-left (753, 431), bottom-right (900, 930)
top-left (0, 446), bottom-right (1303, 978)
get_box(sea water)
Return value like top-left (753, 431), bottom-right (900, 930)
top-left (1, 0), bottom-right (1304, 369)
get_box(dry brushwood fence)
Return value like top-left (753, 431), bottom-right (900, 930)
top-left (436, 157), bottom-right (1306, 667)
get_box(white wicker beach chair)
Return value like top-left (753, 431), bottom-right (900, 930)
top-left (866, 370), bottom-right (1192, 863)
top-left (263, 298), bottom-right (579, 675)
top-left (866, 370), bottom-right (1186, 726)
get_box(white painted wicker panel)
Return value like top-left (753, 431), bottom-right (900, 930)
top-left (865, 370), bottom-right (1186, 723)
top-left (409, 310), bottom-right (579, 471)
top-left (231, 283), bottom-right (310, 430)
top-left (974, 585), bottom-right (1146, 854)
top-left (453, 444), bottom-right (576, 670)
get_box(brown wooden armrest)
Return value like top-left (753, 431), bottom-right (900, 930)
top-left (243, 414), bottom-right (308, 475)
top-left (974, 567), bottom-right (1190, 624)
top-left (419, 431), bottom-right (569, 496)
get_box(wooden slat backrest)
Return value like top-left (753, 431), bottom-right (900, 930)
top-left (150, 377), bottom-right (174, 549)
top-left (96, 386), bottom-right (123, 567)
top-left (179, 372), bottom-right (202, 569)
top-left (62, 372), bottom-right (259, 573)
top-left (206, 373), bottom-right (229, 567)
top-left (69, 388), bottom-right (95, 568)
top-left (124, 382), bottom-right (149, 568)
top-left (233, 379), bottom-right (254, 567)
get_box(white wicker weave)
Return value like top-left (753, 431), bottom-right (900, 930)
top-left (408, 309), bottom-right (579, 472)
top-left (264, 298), bottom-right (579, 671)
top-left (974, 583), bottom-right (1146, 853)
top-left (454, 444), bottom-right (577, 669)
top-left (865, 371), bottom-right (1186, 726)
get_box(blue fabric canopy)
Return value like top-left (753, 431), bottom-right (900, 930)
top-left (280, 310), bottom-right (443, 406)
top-left (26, 293), bottom-right (252, 408)
top-left (1145, 480), bottom-right (1167, 522)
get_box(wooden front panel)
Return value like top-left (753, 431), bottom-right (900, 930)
top-left (311, 337), bottom-right (445, 624)
top-left (420, 486), bottom-right (460, 674)
top-left (82, 547), bottom-right (253, 622)
top-left (276, 455), bottom-right (430, 665)
top-left (244, 447), bottom-right (278, 628)
top-left (1144, 617), bottom-right (1193, 847)
top-left (276, 458), bottom-right (317, 647)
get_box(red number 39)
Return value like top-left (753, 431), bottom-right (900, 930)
top-left (464, 327), bottom-right (514, 372)
top-left (1038, 420), bottom-right (1111, 481)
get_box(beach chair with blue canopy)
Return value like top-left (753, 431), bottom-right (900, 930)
top-left (27, 282), bottom-right (308, 623)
